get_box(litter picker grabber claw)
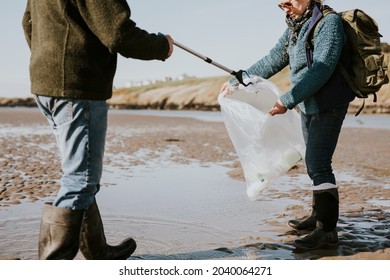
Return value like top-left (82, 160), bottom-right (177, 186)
top-left (173, 40), bottom-right (252, 87)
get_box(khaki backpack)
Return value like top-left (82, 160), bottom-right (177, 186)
top-left (307, 9), bottom-right (389, 115)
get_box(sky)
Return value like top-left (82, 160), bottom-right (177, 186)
top-left (1, 0), bottom-right (389, 98)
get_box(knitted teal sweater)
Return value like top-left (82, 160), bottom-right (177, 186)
top-left (236, 13), bottom-right (346, 115)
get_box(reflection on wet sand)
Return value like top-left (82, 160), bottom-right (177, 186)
top-left (0, 108), bottom-right (389, 260)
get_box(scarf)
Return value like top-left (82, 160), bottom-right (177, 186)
top-left (285, 2), bottom-right (315, 45)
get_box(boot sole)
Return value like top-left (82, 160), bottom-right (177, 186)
top-left (293, 240), bottom-right (339, 250)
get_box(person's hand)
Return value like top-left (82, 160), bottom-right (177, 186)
top-left (165, 35), bottom-right (174, 58)
top-left (220, 81), bottom-right (235, 96)
top-left (269, 100), bottom-right (287, 116)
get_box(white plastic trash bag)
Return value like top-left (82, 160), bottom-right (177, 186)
top-left (218, 76), bottom-right (305, 199)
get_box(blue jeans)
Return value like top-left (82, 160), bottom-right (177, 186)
top-left (301, 104), bottom-right (348, 187)
top-left (34, 95), bottom-right (108, 210)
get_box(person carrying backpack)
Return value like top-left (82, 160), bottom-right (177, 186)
top-left (221, 0), bottom-right (356, 250)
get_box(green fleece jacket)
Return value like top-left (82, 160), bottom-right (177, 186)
top-left (22, 0), bottom-right (170, 100)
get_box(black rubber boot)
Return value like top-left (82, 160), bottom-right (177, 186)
top-left (38, 203), bottom-right (85, 260)
top-left (288, 193), bottom-right (316, 231)
top-left (79, 200), bottom-right (137, 260)
top-left (293, 221), bottom-right (339, 250)
top-left (293, 189), bottom-right (339, 250)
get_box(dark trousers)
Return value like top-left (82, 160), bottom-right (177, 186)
top-left (301, 104), bottom-right (348, 187)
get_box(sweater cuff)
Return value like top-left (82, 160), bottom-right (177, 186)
top-left (279, 93), bottom-right (295, 110)
top-left (156, 33), bottom-right (170, 61)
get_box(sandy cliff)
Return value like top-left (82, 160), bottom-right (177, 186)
top-left (2, 53), bottom-right (389, 114)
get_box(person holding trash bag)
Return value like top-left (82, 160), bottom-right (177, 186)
top-left (22, 0), bottom-right (173, 259)
top-left (221, 0), bottom-right (355, 250)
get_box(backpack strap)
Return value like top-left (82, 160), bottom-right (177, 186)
top-left (305, 5), bottom-right (336, 68)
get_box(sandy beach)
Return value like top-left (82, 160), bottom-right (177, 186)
top-left (0, 107), bottom-right (389, 260)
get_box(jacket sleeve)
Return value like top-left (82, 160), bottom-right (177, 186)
top-left (22, 0), bottom-right (32, 49)
top-left (246, 29), bottom-right (290, 78)
top-left (280, 14), bottom-right (345, 109)
top-left (229, 29), bottom-right (289, 85)
top-left (75, 0), bottom-right (169, 60)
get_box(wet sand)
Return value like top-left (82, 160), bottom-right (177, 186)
top-left (0, 108), bottom-right (389, 260)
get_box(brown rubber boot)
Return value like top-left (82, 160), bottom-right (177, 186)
top-left (38, 203), bottom-right (85, 260)
top-left (79, 200), bottom-right (136, 260)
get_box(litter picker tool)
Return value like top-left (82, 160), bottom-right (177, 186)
top-left (173, 40), bottom-right (252, 87)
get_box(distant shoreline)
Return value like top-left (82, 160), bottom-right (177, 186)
top-left (1, 96), bottom-right (389, 114)
top-left (1, 108), bottom-right (389, 260)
